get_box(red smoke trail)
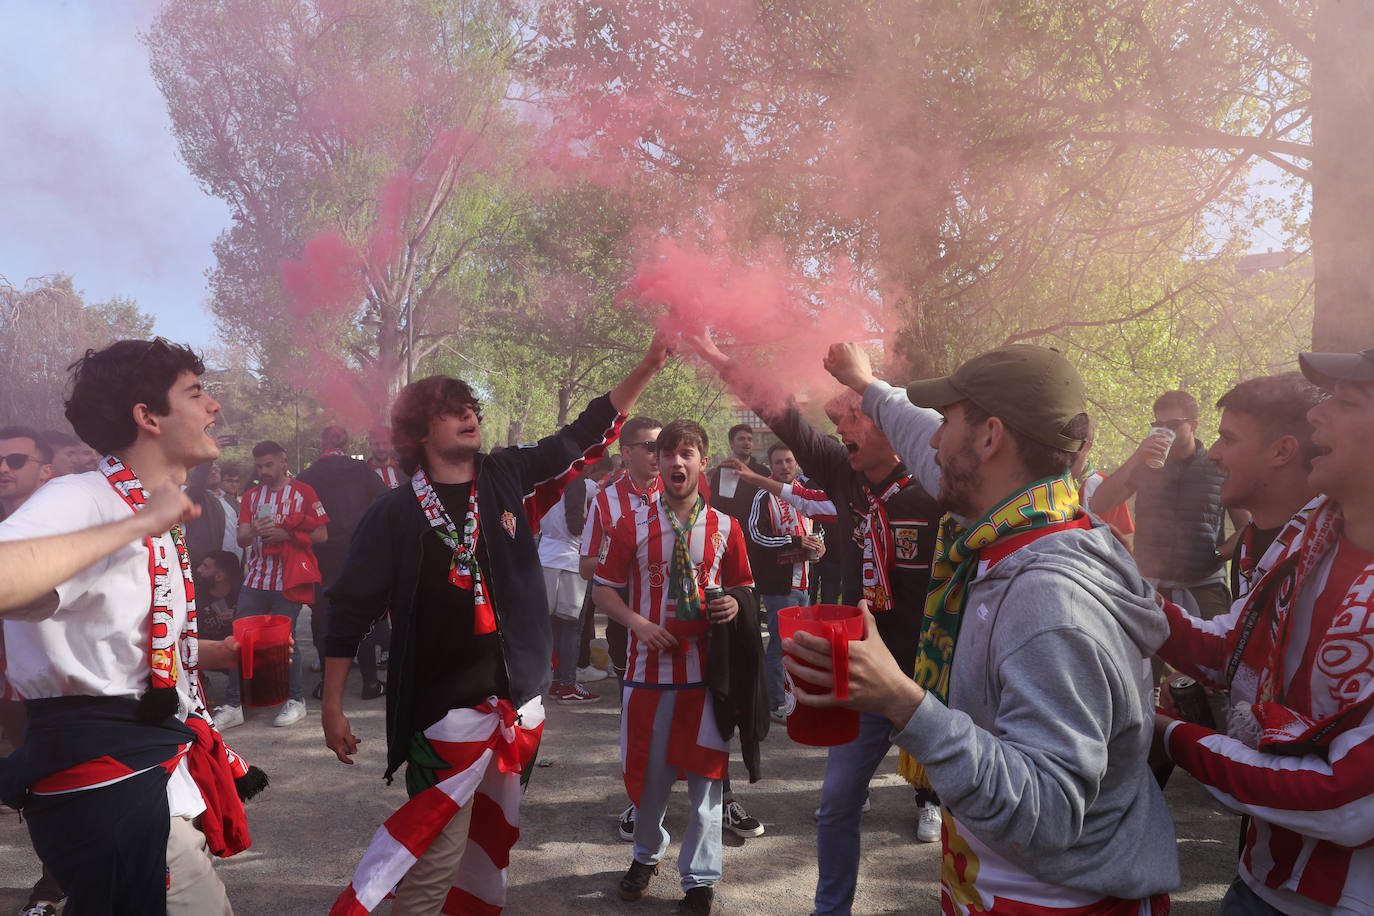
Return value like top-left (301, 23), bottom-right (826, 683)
top-left (622, 231), bottom-right (884, 408)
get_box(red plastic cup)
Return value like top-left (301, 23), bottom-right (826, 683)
top-left (233, 614), bottom-right (292, 708)
top-left (779, 604), bottom-right (863, 746)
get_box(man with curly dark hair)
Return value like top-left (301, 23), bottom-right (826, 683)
top-left (323, 332), bottom-right (676, 914)
top-left (0, 337), bottom-right (262, 914)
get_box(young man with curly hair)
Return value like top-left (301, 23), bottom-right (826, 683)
top-left (322, 333), bottom-right (673, 915)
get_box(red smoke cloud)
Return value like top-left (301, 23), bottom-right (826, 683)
top-left (623, 231), bottom-right (883, 405)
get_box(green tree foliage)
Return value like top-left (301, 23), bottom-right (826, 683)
top-left (0, 275), bottom-right (155, 431)
top-left (528, 0), bottom-right (1338, 467)
top-left (419, 182), bottom-right (729, 446)
top-left (146, 0), bottom-right (538, 404)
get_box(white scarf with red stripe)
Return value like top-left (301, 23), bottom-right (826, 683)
top-left (331, 697), bottom-right (545, 915)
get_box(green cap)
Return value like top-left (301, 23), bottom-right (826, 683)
top-left (905, 344), bottom-right (1087, 452)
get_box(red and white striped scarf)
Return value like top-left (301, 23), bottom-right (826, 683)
top-left (860, 474), bottom-right (911, 612)
top-left (371, 460), bottom-right (402, 489)
top-left (331, 697), bottom-right (545, 916)
top-left (1228, 497), bottom-right (1374, 752)
top-left (100, 455), bottom-right (196, 705)
top-left (412, 468), bottom-right (495, 635)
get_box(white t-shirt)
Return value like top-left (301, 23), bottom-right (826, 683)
top-left (537, 481), bottom-right (589, 573)
top-left (0, 471), bottom-right (205, 816)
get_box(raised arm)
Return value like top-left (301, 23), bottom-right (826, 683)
top-left (508, 333), bottom-right (675, 516)
top-left (0, 483), bottom-right (198, 616)
top-left (686, 330), bottom-right (852, 493)
top-left (720, 458), bottom-right (838, 522)
top-left (610, 328), bottom-right (676, 414)
top-left (1089, 430), bottom-right (1173, 513)
top-left (823, 342), bottom-right (943, 495)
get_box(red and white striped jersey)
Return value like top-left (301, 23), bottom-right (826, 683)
top-left (1159, 496), bottom-right (1374, 916)
top-left (780, 482), bottom-right (839, 523)
top-left (595, 501), bottom-right (753, 686)
top-left (238, 480), bottom-right (329, 592)
top-left (369, 460), bottom-right (402, 489)
top-left (580, 471), bottom-right (662, 563)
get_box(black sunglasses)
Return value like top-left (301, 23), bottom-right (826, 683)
top-left (0, 453), bottom-right (42, 471)
top-left (625, 440), bottom-right (659, 454)
top-left (1151, 418), bottom-right (1194, 431)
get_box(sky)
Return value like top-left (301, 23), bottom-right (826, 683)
top-left (0, 0), bottom-right (230, 350)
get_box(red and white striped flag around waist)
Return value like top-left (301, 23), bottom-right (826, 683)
top-left (331, 697), bottom-right (545, 916)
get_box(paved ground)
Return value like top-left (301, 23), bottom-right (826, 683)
top-left (1, 610), bottom-right (1241, 914)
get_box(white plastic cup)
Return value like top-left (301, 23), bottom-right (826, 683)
top-left (1146, 426), bottom-right (1176, 469)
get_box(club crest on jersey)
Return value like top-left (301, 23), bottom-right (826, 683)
top-left (711, 531), bottom-right (725, 554)
top-left (500, 511), bottom-right (517, 539)
top-left (893, 525), bottom-right (921, 561)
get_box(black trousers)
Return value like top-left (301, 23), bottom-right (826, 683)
top-left (26, 766), bottom-right (171, 915)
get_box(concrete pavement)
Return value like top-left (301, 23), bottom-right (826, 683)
top-left (1, 611), bottom-right (1240, 913)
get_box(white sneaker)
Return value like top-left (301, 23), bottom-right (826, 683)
top-left (272, 699), bottom-right (307, 727)
top-left (212, 704), bottom-right (243, 730)
top-left (916, 802), bottom-right (942, 843)
top-left (577, 665), bottom-right (608, 683)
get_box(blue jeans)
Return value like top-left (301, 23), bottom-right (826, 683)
top-left (629, 689), bottom-right (722, 891)
top-left (543, 567), bottom-right (587, 687)
top-left (814, 712), bottom-right (892, 916)
top-left (226, 587), bottom-right (305, 705)
top-left (762, 589), bottom-right (809, 710)
top-left (552, 615), bottom-right (580, 686)
top-left (1219, 878), bottom-right (1287, 915)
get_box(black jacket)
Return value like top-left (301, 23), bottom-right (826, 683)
top-left (705, 583), bottom-right (768, 783)
top-left (298, 455), bottom-right (387, 585)
top-left (706, 457), bottom-right (768, 522)
top-left (324, 394), bottom-right (624, 781)
top-left (744, 486), bottom-right (818, 596)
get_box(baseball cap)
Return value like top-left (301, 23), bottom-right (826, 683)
top-left (1298, 347), bottom-right (1374, 392)
top-left (905, 344), bottom-right (1087, 452)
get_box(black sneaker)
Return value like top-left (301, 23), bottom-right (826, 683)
top-left (723, 798), bottom-right (764, 838)
top-left (618, 859), bottom-right (660, 901)
top-left (360, 680), bottom-right (385, 700)
top-left (618, 804), bottom-right (636, 841)
top-left (678, 885), bottom-right (714, 915)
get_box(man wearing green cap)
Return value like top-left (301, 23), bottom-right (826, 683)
top-left (790, 342), bottom-right (1178, 912)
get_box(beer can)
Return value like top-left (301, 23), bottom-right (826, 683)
top-left (704, 586), bottom-right (725, 604)
top-left (1167, 675), bottom-right (1216, 730)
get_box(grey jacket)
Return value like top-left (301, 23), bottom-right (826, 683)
top-left (863, 380), bottom-right (1180, 898)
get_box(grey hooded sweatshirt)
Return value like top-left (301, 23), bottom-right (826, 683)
top-left (863, 379), bottom-right (1180, 899)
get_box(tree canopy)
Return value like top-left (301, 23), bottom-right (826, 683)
top-left (0, 274), bottom-right (156, 431)
top-left (138, 0), bottom-right (1366, 461)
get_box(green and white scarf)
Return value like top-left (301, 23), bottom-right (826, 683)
top-left (912, 473), bottom-right (1081, 703)
top-left (666, 496), bottom-right (706, 621)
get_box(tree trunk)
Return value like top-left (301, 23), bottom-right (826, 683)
top-left (1311, 0), bottom-right (1374, 351)
top-left (556, 380), bottom-right (573, 429)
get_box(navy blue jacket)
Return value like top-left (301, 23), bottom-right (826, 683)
top-left (324, 394), bottom-right (624, 781)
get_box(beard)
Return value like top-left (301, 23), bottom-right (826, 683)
top-left (937, 433), bottom-right (983, 519)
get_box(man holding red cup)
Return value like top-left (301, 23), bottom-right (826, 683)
top-left (805, 343), bottom-right (1179, 913)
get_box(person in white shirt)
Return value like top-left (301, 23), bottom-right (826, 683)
top-left (0, 337), bottom-right (259, 915)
